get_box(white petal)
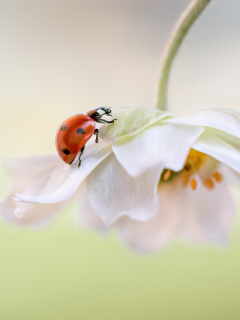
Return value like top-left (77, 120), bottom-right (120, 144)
top-left (119, 178), bottom-right (235, 251)
top-left (88, 153), bottom-right (162, 226)
top-left (15, 141), bottom-right (112, 204)
top-left (1, 194), bottom-right (69, 228)
top-left (76, 183), bottom-right (107, 231)
top-left (1, 154), bottom-right (67, 227)
top-left (80, 197), bottom-right (107, 231)
top-left (100, 106), bottom-right (174, 141)
top-left (179, 177), bottom-right (235, 244)
top-left (113, 123), bottom-right (204, 176)
top-left (166, 108), bottom-right (240, 138)
top-left (4, 154), bottom-right (61, 191)
top-left (198, 155), bottom-right (219, 180)
top-left (219, 164), bottom-right (240, 187)
top-left (193, 131), bottom-right (240, 173)
top-left (118, 186), bottom-right (183, 252)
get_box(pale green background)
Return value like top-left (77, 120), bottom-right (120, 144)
top-left (1, 0), bottom-right (240, 319)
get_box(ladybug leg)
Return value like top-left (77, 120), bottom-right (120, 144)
top-left (78, 145), bottom-right (85, 168)
top-left (94, 129), bottom-right (99, 143)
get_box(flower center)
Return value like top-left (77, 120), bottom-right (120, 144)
top-left (160, 149), bottom-right (222, 191)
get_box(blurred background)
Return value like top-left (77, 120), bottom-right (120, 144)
top-left (1, 0), bottom-right (240, 319)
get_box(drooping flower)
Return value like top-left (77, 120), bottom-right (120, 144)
top-left (116, 153), bottom-right (236, 252)
top-left (1, 107), bottom-right (171, 227)
top-left (1, 106), bottom-right (240, 251)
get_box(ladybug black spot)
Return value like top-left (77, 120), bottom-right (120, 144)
top-left (77, 128), bottom-right (85, 134)
top-left (60, 124), bottom-right (67, 131)
top-left (61, 148), bottom-right (70, 155)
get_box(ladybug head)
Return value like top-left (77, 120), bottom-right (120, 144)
top-left (99, 107), bottom-right (112, 116)
top-left (87, 107), bottom-right (113, 123)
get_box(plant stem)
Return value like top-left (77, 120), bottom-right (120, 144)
top-left (155, 0), bottom-right (212, 111)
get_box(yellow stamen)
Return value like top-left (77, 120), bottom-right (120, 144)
top-left (213, 171), bottom-right (222, 183)
top-left (163, 170), bottom-right (171, 181)
top-left (185, 149), bottom-right (206, 173)
top-left (159, 149), bottom-right (223, 191)
top-left (203, 178), bottom-right (215, 190)
top-left (190, 178), bottom-right (197, 190)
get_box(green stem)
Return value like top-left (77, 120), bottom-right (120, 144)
top-left (155, 0), bottom-right (212, 111)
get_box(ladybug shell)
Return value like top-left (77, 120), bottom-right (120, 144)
top-left (55, 114), bottom-right (95, 164)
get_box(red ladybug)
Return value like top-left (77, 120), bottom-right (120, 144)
top-left (56, 107), bottom-right (115, 168)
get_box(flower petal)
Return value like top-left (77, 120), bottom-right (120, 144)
top-left (1, 154), bottom-right (69, 227)
top-left (179, 177), bottom-right (235, 244)
top-left (193, 131), bottom-right (240, 173)
top-left (99, 106), bottom-right (174, 141)
top-left (15, 141), bottom-right (112, 204)
top-left (166, 108), bottom-right (240, 138)
top-left (118, 186), bottom-right (182, 252)
top-left (220, 164), bottom-right (240, 187)
top-left (113, 123), bottom-right (204, 176)
top-left (119, 178), bottom-right (235, 251)
top-left (88, 153), bottom-right (162, 226)
top-left (76, 182), bottom-right (107, 231)
top-left (1, 194), bottom-right (69, 228)
top-left (80, 196), bottom-right (107, 231)
top-left (4, 154), bottom-right (61, 191)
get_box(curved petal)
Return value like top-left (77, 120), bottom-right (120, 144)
top-left (76, 182), bottom-right (107, 231)
top-left (15, 141), bottom-right (112, 204)
top-left (100, 106), bottom-right (174, 141)
top-left (88, 153), bottom-right (162, 226)
top-left (113, 123), bottom-right (204, 176)
top-left (1, 194), bottom-right (69, 228)
top-left (118, 185), bottom-right (182, 252)
top-left (4, 154), bottom-right (61, 191)
top-left (218, 164), bottom-right (240, 187)
top-left (166, 108), bottom-right (240, 138)
top-left (80, 195), bottom-right (107, 231)
top-left (119, 177), bottom-right (235, 251)
top-left (179, 177), bottom-right (235, 244)
top-left (193, 131), bottom-right (240, 173)
top-left (1, 154), bottom-right (67, 227)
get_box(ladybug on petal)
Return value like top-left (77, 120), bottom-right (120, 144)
top-left (56, 107), bottom-right (115, 168)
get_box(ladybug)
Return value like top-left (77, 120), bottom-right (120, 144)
top-left (56, 107), bottom-right (115, 168)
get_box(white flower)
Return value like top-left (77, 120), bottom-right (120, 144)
top-left (1, 106), bottom-right (240, 252)
top-left (1, 107), bottom-right (171, 227)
